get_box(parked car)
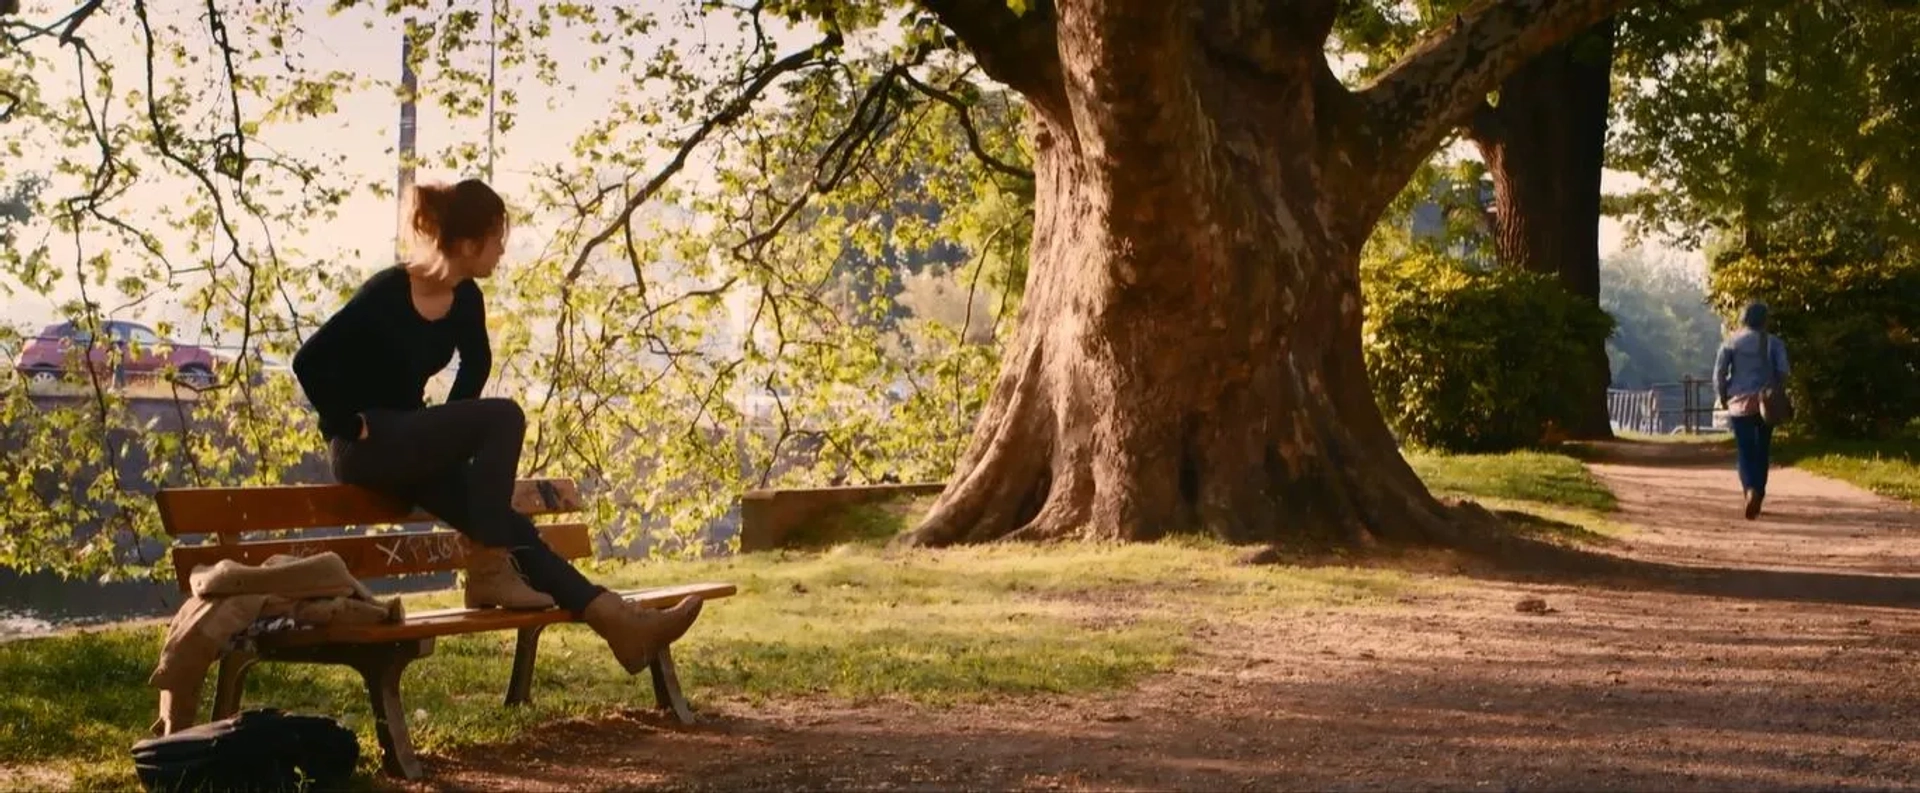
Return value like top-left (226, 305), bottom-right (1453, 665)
top-left (15, 320), bottom-right (221, 389)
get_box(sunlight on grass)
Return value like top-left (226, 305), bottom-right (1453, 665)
top-left (1469, 497), bottom-right (1634, 547)
top-left (0, 541), bottom-right (1423, 784)
top-left (1405, 450), bottom-right (1618, 513)
top-left (1778, 437), bottom-right (1920, 504)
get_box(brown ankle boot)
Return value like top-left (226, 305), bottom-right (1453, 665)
top-left (582, 592), bottom-right (705, 674)
top-left (462, 547), bottom-right (556, 610)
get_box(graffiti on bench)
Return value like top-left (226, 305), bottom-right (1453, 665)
top-left (372, 533), bottom-right (464, 568)
top-left (241, 532), bottom-right (465, 575)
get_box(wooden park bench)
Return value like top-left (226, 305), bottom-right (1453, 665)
top-left (154, 478), bottom-right (736, 780)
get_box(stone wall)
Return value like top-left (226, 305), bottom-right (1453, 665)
top-left (737, 483), bottom-right (945, 551)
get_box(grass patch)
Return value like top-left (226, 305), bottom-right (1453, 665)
top-left (1777, 436), bottom-right (1920, 504)
top-left (1405, 450), bottom-right (1618, 513)
top-left (1404, 450), bottom-right (1625, 548)
top-left (1, 541), bottom-right (1422, 786)
top-left (1473, 498), bottom-right (1633, 548)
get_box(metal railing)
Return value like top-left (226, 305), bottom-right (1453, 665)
top-left (1608, 388), bottom-right (1660, 435)
top-left (1607, 376), bottom-right (1721, 436)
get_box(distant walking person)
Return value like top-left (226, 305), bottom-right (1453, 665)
top-left (1713, 301), bottom-right (1791, 520)
top-left (292, 177), bottom-right (702, 675)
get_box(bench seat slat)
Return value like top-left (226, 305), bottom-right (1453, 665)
top-left (169, 524), bottom-right (594, 590)
top-left (157, 479), bottom-right (585, 537)
top-left (257, 583), bottom-right (737, 648)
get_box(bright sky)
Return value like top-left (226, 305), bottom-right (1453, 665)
top-left (1, 1), bottom-right (1696, 348)
top-left (4, 1), bottom-right (750, 344)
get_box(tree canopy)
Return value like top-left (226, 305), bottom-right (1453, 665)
top-left (1611, 0), bottom-right (1920, 253)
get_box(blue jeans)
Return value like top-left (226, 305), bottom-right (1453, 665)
top-left (1729, 414), bottom-right (1773, 495)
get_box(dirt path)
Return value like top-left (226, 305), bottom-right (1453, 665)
top-left (408, 449), bottom-right (1920, 792)
top-left (1588, 451), bottom-right (1920, 576)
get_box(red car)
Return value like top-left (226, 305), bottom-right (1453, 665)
top-left (15, 320), bottom-right (220, 389)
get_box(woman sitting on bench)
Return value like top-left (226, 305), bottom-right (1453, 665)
top-left (290, 177), bottom-right (701, 674)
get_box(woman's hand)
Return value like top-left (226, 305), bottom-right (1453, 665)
top-left (358, 413), bottom-right (370, 440)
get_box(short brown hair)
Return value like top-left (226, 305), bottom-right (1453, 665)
top-left (410, 178), bottom-right (507, 256)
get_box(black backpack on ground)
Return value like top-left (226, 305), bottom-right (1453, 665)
top-left (131, 708), bottom-right (360, 793)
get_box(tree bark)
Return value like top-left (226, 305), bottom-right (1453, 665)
top-left (1467, 19), bottom-right (1618, 440)
top-left (905, 0), bottom-right (1650, 546)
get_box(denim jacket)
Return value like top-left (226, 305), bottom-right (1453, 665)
top-left (1714, 328), bottom-right (1789, 407)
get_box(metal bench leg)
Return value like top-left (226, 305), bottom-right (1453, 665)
top-left (505, 625), bottom-right (545, 707)
top-left (211, 651), bottom-right (256, 720)
top-left (345, 641), bottom-right (433, 780)
top-left (648, 647), bottom-right (695, 724)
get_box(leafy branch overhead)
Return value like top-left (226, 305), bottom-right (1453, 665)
top-left (0, 0), bottom-right (1031, 577)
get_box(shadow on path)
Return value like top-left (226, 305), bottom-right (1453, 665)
top-left (1447, 437), bottom-right (1920, 610)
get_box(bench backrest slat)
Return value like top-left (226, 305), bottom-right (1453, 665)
top-left (157, 478), bottom-right (592, 590)
top-left (168, 523), bottom-right (593, 591)
top-left (156, 479), bottom-right (584, 537)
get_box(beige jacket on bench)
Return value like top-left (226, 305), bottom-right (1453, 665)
top-left (150, 551), bottom-right (403, 734)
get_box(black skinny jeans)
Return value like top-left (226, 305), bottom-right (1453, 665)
top-left (329, 398), bottom-right (606, 614)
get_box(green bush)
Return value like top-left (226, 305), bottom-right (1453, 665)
top-left (1709, 250), bottom-right (1920, 438)
top-left (1364, 252), bottom-right (1615, 452)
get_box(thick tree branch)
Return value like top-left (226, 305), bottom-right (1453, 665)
top-left (0, 0), bottom-right (99, 43)
top-left (55, 0), bottom-right (99, 44)
top-left (898, 72), bottom-right (1034, 181)
top-left (917, 0), bottom-right (1063, 112)
top-left (1355, 0), bottom-right (1644, 206)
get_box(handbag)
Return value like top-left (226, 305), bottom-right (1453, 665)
top-left (1759, 332), bottom-right (1794, 425)
top-left (131, 708), bottom-right (359, 793)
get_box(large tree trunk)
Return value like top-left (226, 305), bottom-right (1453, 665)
top-left (906, 0), bottom-right (1648, 547)
top-left (1468, 19), bottom-right (1618, 440)
top-left (901, 101), bottom-right (1454, 546)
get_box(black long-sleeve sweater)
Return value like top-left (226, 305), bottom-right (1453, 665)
top-left (292, 266), bottom-right (492, 441)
